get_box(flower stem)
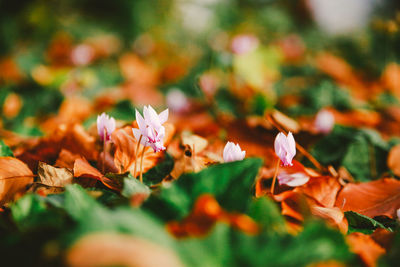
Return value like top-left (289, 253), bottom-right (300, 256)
top-left (271, 159), bottom-right (280, 195)
top-left (139, 144), bottom-right (146, 183)
top-left (133, 135), bottom-right (143, 178)
top-left (102, 129), bottom-right (107, 174)
top-left (266, 114), bottom-right (324, 171)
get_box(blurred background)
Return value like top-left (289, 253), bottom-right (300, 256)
top-left (0, 0), bottom-right (400, 137)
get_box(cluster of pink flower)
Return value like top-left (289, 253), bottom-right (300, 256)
top-left (97, 105), bottom-right (308, 189)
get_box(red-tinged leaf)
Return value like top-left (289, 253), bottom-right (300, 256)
top-left (301, 176), bottom-right (341, 208)
top-left (0, 157), bottom-right (34, 205)
top-left (347, 232), bottom-right (386, 267)
top-left (335, 178), bottom-right (400, 218)
top-left (73, 158), bottom-right (102, 180)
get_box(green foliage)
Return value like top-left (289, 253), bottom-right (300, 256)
top-left (157, 158), bottom-right (263, 220)
top-left (143, 153), bottom-right (174, 186)
top-left (345, 211), bottom-right (397, 234)
top-left (122, 177), bottom-right (150, 198)
top-left (0, 140), bottom-right (13, 157)
top-left (311, 126), bottom-right (390, 181)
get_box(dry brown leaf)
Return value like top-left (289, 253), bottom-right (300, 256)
top-left (0, 157), bottom-right (34, 205)
top-left (181, 132), bottom-right (208, 153)
top-left (310, 205), bottom-right (348, 234)
top-left (38, 161), bottom-right (73, 187)
top-left (271, 110), bottom-right (300, 133)
top-left (387, 144), bottom-right (400, 176)
top-left (67, 233), bottom-right (184, 267)
top-left (347, 232), bottom-right (386, 267)
top-left (73, 158), bottom-right (103, 180)
top-left (112, 123), bottom-right (175, 177)
top-left (335, 178), bottom-right (400, 218)
top-left (55, 149), bottom-right (82, 169)
top-left (301, 176), bottom-right (341, 208)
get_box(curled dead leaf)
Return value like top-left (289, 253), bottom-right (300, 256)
top-left (0, 157), bottom-right (34, 205)
top-left (335, 178), bottom-right (400, 218)
top-left (67, 233), bottom-right (184, 267)
top-left (38, 161), bottom-right (73, 187)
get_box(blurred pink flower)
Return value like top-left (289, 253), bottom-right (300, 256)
top-left (97, 113), bottom-right (116, 142)
top-left (314, 109), bottom-right (335, 134)
top-left (274, 132), bottom-right (296, 166)
top-left (278, 170), bottom-right (309, 187)
top-left (397, 208), bottom-right (400, 221)
top-left (166, 89), bottom-right (190, 113)
top-left (231, 34), bottom-right (259, 55)
top-left (199, 73), bottom-right (219, 98)
top-left (71, 44), bottom-right (95, 66)
top-left (132, 105), bottom-right (169, 152)
top-left (223, 141), bottom-right (246, 162)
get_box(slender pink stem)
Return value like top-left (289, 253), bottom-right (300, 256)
top-left (271, 159), bottom-right (280, 195)
top-left (133, 135), bottom-right (143, 178)
top-left (139, 143), bottom-right (146, 183)
top-left (102, 129), bottom-right (107, 174)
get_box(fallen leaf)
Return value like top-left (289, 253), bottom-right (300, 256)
top-left (67, 233), bottom-right (184, 267)
top-left (387, 144), bottom-right (400, 176)
top-left (0, 157), bottom-right (34, 205)
top-left (301, 176), bottom-right (341, 207)
top-left (112, 123), bottom-right (175, 177)
top-left (347, 232), bottom-right (386, 267)
top-left (181, 132), bottom-right (208, 153)
top-left (73, 158), bottom-right (103, 180)
top-left (270, 109), bottom-right (300, 133)
top-left (55, 149), bottom-right (82, 169)
top-left (335, 178), bottom-right (400, 218)
top-left (38, 161), bottom-right (73, 187)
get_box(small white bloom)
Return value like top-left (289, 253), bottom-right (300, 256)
top-left (223, 142), bottom-right (246, 162)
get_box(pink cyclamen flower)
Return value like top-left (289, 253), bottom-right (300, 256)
top-left (278, 170), bottom-right (309, 187)
top-left (97, 113), bottom-right (116, 142)
top-left (397, 208), bottom-right (400, 221)
top-left (132, 105), bottom-right (169, 153)
top-left (274, 132), bottom-right (296, 166)
top-left (223, 142), bottom-right (246, 162)
top-left (166, 89), bottom-right (190, 113)
top-left (231, 34), bottom-right (259, 55)
top-left (314, 109), bottom-right (335, 134)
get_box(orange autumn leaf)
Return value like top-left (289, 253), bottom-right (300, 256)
top-left (347, 232), bottom-right (386, 267)
top-left (387, 144), bottom-right (400, 176)
top-left (73, 158), bottom-right (103, 180)
top-left (112, 123), bottom-right (175, 177)
top-left (167, 194), bottom-right (259, 238)
top-left (301, 176), bottom-right (341, 208)
top-left (0, 157), bottom-right (34, 205)
top-left (67, 233), bottom-right (184, 267)
top-left (335, 178), bottom-right (400, 218)
top-left (382, 63), bottom-right (400, 99)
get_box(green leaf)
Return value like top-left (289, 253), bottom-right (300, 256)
top-left (247, 197), bottom-right (286, 234)
top-left (311, 126), bottom-right (390, 181)
top-left (143, 153), bottom-right (174, 186)
top-left (11, 194), bottom-right (65, 232)
top-left (0, 140), bottom-right (13, 157)
top-left (63, 184), bottom-right (176, 248)
top-left (122, 177), bottom-right (150, 198)
top-left (345, 211), bottom-right (395, 234)
top-left (158, 158), bottom-right (263, 220)
top-left (233, 221), bottom-right (354, 267)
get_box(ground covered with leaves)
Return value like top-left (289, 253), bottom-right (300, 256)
top-left (1, 1), bottom-right (400, 267)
